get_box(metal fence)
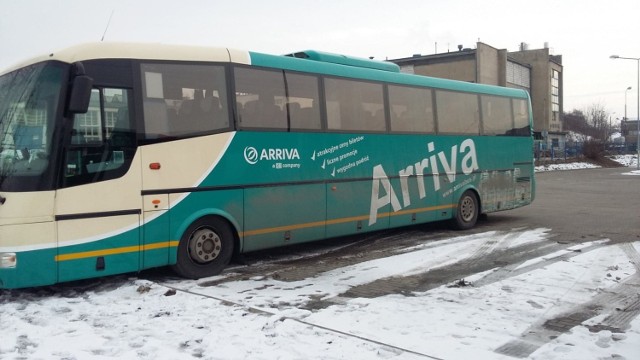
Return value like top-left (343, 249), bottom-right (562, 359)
top-left (534, 139), bottom-right (635, 161)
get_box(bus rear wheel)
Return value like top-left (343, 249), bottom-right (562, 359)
top-left (450, 190), bottom-right (479, 230)
top-left (172, 216), bottom-right (234, 279)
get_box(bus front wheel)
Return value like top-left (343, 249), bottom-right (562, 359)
top-left (450, 190), bottom-right (479, 230)
top-left (173, 216), bottom-right (234, 279)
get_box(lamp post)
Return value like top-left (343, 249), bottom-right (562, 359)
top-left (611, 55), bottom-right (640, 169)
top-left (625, 86), bottom-right (632, 120)
top-left (625, 87), bottom-right (632, 151)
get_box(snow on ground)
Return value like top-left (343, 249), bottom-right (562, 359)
top-left (611, 155), bottom-right (640, 175)
top-left (1, 230), bottom-right (639, 360)
top-left (535, 162), bottom-right (600, 172)
top-left (535, 154), bottom-right (639, 173)
top-left (611, 154), bottom-right (639, 168)
top-left (612, 154), bottom-right (640, 175)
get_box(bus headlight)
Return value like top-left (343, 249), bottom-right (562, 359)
top-left (0, 253), bottom-right (17, 268)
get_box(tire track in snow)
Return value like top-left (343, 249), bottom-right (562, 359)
top-left (339, 230), bottom-right (561, 299)
top-left (198, 228), bottom-right (470, 287)
top-left (472, 241), bottom-right (608, 288)
top-left (584, 242), bottom-right (640, 334)
top-left (494, 242), bottom-right (640, 358)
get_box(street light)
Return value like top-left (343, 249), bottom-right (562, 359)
top-left (611, 55), bottom-right (640, 169)
top-left (625, 86), bottom-right (632, 120)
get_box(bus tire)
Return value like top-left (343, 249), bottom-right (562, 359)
top-left (172, 216), bottom-right (234, 279)
top-left (450, 190), bottom-right (479, 230)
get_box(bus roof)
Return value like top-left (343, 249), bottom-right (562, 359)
top-left (1, 42), bottom-right (528, 99)
top-left (249, 51), bottom-right (529, 99)
top-left (284, 50), bottom-right (400, 73)
top-left (0, 42), bottom-right (251, 75)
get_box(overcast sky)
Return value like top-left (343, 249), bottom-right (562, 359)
top-left (1, 0), bottom-right (639, 122)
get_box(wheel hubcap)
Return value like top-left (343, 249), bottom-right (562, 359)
top-left (460, 196), bottom-right (475, 222)
top-left (188, 228), bottom-right (222, 264)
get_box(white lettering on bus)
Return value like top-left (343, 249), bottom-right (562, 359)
top-left (368, 139), bottom-right (478, 225)
top-left (245, 148), bottom-right (300, 164)
top-left (259, 148), bottom-right (300, 161)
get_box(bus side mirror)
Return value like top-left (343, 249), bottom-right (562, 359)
top-left (67, 75), bottom-right (93, 114)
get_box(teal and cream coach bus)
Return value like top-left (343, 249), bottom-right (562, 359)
top-left (0, 43), bottom-right (534, 289)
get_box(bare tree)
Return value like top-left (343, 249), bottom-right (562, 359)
top-left (584, 103), bottom-right (610, 143)
top-left (563, 104), bottom-right (613, 143)
top-left (563, 109), bottom-right (590, 142)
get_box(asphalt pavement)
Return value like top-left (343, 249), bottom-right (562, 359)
top-left (478, 167), bottom-right (640, 245)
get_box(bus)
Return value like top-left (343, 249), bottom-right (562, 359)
top-left (0, 43), bottom-right (534, 289)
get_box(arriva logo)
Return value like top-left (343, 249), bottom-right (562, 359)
top-left (244, 147), bottom-right (259, 164)
top-left (244, 146), bottom-right (301, 165)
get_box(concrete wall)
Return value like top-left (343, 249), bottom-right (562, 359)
top-left (412, 43), bottom-right (507, 86)
top-left (414, 58), bottom-right (476, 82)
top-left (476, 43), bottom-right (506, 86)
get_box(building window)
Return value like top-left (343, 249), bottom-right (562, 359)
top-left (551, 69), bottom-right (560, 113)
top-left (507, 61), bottom-right (530, 90)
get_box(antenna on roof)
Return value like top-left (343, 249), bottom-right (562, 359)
top-left (101, 10), bottom-right (115, 42)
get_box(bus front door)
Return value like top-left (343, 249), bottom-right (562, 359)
top-left (56, 87), bottom-right (142, 283)
top-left (55, 158), bottom-right (143, 284)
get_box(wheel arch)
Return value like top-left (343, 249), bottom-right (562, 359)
top-left (172, 209), bottom-right (242, 260)
top-left (448, 185), bottom-right (482, 231)
top-left (454, 184), bottom-right (482, 214)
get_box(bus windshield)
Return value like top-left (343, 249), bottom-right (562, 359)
top-left (0, 62), bottom-right (65, 192)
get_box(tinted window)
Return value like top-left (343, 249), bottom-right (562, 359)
top-left (63, 88), bottom-right (135, 187)
top-left (141, 63), bottom-right (229, 139)
top-left (481, 95), bottom-right (513, 135)
top-left (512, 99), bottom-right (531, 136)
top-left (235, 67), bottom-right (287, 129)
top-left (285, 72), bottom-right (321, 130)
top-left (388, 85), bottom-right (435, 133)
top-left (324, 78), bottom-right (386, 132)
top-left (436, 90), bottom-right (480, 135)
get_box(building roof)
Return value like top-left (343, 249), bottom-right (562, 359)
top-left (391, 48), bottom-right (476, 65)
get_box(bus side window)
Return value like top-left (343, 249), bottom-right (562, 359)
top-left (435, 90), bottom-right (480, 135)
top-left (235, 67), bottom-right (287, 130)
top-left (284, 72), bottom-right (322, 130)
top-left (141, 63), bottom-right (230, 140)
top-left (324, 78), bottom-right (386, 132)
top-left (480, 95), bottom-right (513, 136)
top-left (388, 85), bottom-right (435, 133)
top-left (511, 99), bottom-right (531, 136)
top-left (63, 88), bottom-right (135, 187)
